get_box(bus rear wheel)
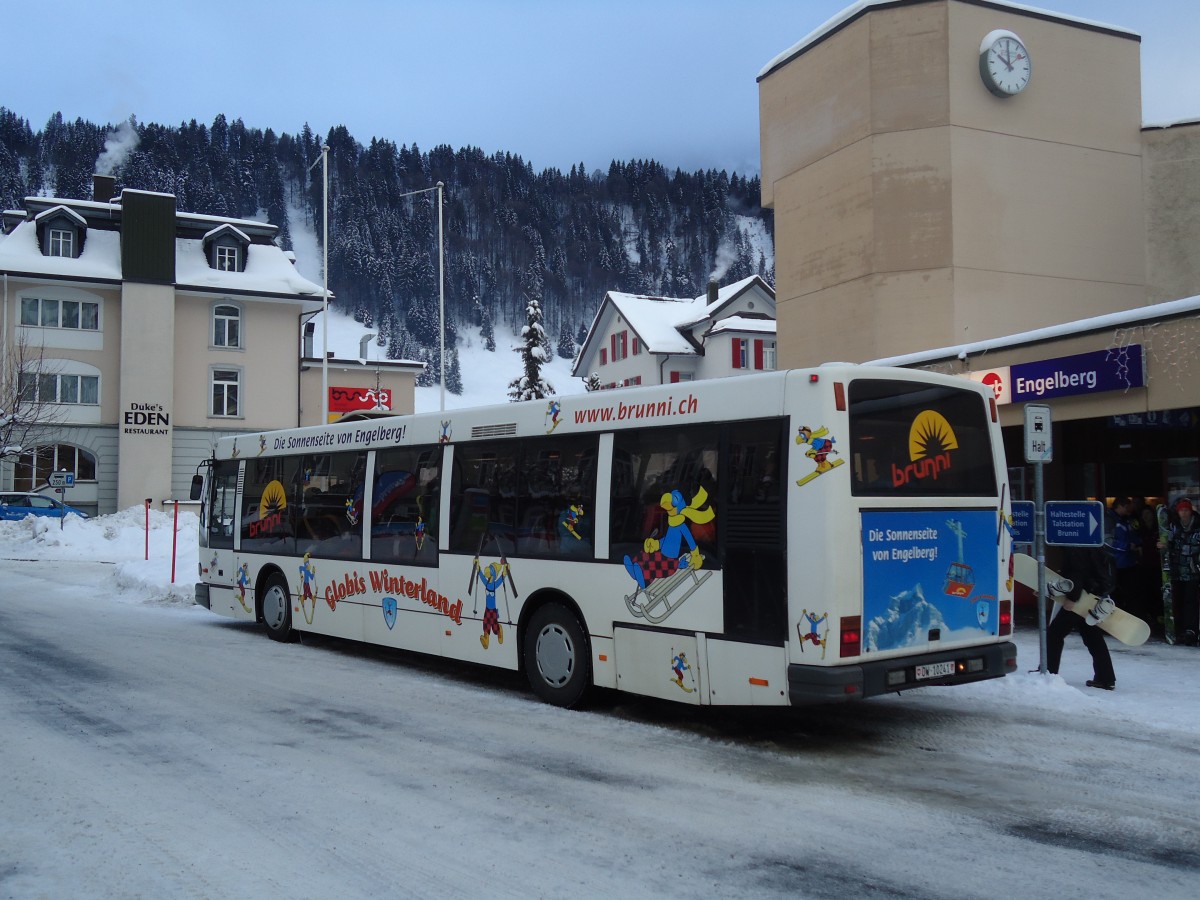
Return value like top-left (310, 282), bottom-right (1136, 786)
top-left (524, 602), bottom-right (591, 708)
top-left (261, 572), bottom-right (295, 643)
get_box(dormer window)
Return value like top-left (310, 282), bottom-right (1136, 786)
top-left (35, 205), bottom-right (86, 259)
top-left (216, 245), bottom-right (239, 271)
top-left (49, 229), bottom-right (74, 257)
top-left (203, 223), bottom-right (251, 273)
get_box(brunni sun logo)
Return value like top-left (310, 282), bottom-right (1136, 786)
top-left (250, 479), bottom-right (288, 538)
top-left (891, 410), bottom-right (959, 488)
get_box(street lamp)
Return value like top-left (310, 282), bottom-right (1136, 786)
top-left (394, 182), bottom-right (447, 411)
top-left (322, 144), bottom-right (330, 423)
top-left (307, 144), bottom-right (331, 422)
top-left (437, 181), bottom-right (446, 413)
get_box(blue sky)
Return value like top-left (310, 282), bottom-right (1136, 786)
top-left (6, 1), bottom-right (1198, 176)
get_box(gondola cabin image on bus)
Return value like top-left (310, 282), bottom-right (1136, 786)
top-left (192, 366), bottom-right (1017, 708)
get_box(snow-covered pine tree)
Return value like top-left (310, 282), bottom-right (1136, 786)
top-left (479, 304), bottom-right (496, 351)
top-left (556, 321), bottom-right (576, 359)
top-left (508, 295), bottom-right (554, 401)
top-left (415, 348), bottom-right (436, 387)
top-left (446, 346), bottom-right (463, 395)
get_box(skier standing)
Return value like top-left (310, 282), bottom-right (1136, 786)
top-left (1160, 498), bottom-right (1200, 645)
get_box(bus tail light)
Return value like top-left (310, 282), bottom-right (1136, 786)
top-left (833, 381), bottom-right (846, 411)
top-left (998, 599), bottom-right (1013, 636)
top-left (989, 396), bottom-right (998, 422)
top-left (839, 616), bottom-right (861, 658)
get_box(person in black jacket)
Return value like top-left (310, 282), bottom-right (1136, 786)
top-left (1046, 544), bottom-right (1117, 690)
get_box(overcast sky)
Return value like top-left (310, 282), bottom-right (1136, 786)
top-left (6, 0), bottom-right (1198, 176)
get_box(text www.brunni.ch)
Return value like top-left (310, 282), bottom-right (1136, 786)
top-left (573, 394), bottom-right (699, 424)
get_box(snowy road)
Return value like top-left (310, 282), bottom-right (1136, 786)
top-left (2, 557), bottom-right (1198, 899)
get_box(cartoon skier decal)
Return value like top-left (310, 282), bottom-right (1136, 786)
top-left (670, 649), bottom-right (696, 693)
top-left (475, 562), bottom-right (508, 649)
top-left (797, 608), bottom-right (829, 659)
top-left (623, 486), bottom-right (715, 623)
top-left (235, 561), bottom-right (252, 614)
top-left (558, 503), bottom-right (585, 543)
top-left (795, 425), bottom-right (844, 487)
top-left (545, 399), bottom-right (562, 433)
top-left (298, 552), bottom-right (318, 623)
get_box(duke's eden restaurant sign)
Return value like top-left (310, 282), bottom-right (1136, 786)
top-left (123, 401), bottom-right (170, 435)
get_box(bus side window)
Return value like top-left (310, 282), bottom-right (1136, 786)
top-left (610, 425), bottom-right (719, 569)
top-left (449, 443), bottom-right (518, 557)
top-left (294, 452), bottom-right (366, 560)
top-left (524, 437), bottom-right (598, 558)
top-left (241, 456), bottom-right (300, 554)
top-left (372, 446), bottom-right (440, 566)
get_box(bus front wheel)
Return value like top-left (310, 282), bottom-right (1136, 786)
top-left (523, 602), bottom-right (591, 708)
top-left (261, 572), bottom-right (295, 643)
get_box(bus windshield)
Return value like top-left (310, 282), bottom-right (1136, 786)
top-left (848, 379), bottom-right (997, 497)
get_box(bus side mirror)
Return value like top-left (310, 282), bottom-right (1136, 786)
top-left (190, 475), bottom-right (204, 501)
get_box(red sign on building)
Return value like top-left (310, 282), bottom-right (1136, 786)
top-left (329, 387), bottom-right (391, 416)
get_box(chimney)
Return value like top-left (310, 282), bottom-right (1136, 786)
top-left (93, 174), bottom-right (116, 203)
top-left (707, 279), bottom-right (719, 306)
top-left (119, 190), bottom-right (176, 284)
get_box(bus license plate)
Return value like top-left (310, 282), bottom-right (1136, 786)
top-left (916, 661), bottom-right (955, 680)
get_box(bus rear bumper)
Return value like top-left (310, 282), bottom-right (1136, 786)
top-left (787, 641), bottom-right (1018, 705)
top-left (194, 583), bottom-right (211, 609)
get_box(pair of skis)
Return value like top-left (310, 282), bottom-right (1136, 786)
top-left (1156, 505), bottom-right (1177, 644)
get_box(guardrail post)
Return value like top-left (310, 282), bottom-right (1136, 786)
top-left (171, 500), bottom-right (179, 583)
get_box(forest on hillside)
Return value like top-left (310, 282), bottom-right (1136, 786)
top-left (0, 109), bottom-right (774, 390)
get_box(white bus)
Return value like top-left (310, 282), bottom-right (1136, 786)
top-left (193, 365), bottom-right (1017, 707)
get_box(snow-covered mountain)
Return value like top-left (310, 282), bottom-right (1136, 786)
top-left (866, 583), bottom-right (949, 652)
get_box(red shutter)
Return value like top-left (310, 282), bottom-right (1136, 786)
top-left (670, 371), bottom-right (680, 384)
top-left (610, 334), bottom-right (616, 360)
top-left (754, 339), bottom-right (764, 370)
top-left (600, 348), bottom-right (607, 366)
top-left (632, 337), bottom-right (639, 356)
top-left (731, 339), bottom-right (742, 369)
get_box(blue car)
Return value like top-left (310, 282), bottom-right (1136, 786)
top-left (0, 492), bottom-right (90, 521)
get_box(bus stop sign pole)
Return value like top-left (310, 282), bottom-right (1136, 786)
top-left (1024, 405), bottom-right (1052, 674)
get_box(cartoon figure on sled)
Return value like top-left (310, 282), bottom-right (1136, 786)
top-left (624, 486), bottom-right (715, 623)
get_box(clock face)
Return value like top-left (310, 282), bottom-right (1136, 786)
top-left (980, 32), bottom-right (1031, 97)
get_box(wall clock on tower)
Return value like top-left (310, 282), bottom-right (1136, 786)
top-left (979, 29), bottom-right (1031, 97)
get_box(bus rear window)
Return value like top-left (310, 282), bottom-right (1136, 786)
top-left (848, 379), bottom-right (996, 497)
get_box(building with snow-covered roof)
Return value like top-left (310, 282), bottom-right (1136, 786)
top-left (572, 275), bottom-right (775, 388)
top-left (0, 175), bottom-right (421, 514)
top-left (758, 0), bottom-right (1200, 519)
